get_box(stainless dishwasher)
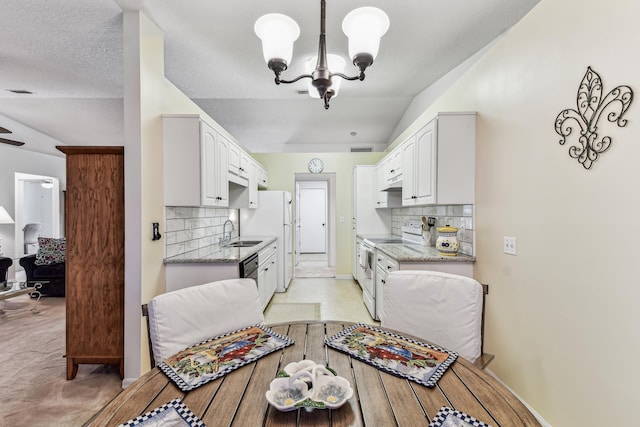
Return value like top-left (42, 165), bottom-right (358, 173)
top-left (239, 253), bottom-right (259, 282)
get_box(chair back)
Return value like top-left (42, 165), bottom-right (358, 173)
top-left (145, 278), bottom-right (264, 366)
top-left (0, 257), bottom-right (12, 284)
top-left (381, 270), bottom-right (484, 363)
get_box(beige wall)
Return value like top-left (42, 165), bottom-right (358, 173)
top-left (388, 0), bottom-right (639, 424)
top-left (253, 153), bottom-right (382, 275)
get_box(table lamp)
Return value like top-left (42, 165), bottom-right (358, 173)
top-left (0, 206), bottom-right (15, 256)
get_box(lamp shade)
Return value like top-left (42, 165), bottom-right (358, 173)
top-left (305, 54), bottom-right (346, 98)
top-left (342, 7), bottom-right (390, 61)
top-left (0, 206), bottom-right (14, 224)
top-left (254, 13), bottom-right (300, 65)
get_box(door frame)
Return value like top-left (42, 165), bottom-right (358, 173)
top-left (297, 183), bottom-right (327, 254)
top-left (294, 173), bottom-right (336, 269)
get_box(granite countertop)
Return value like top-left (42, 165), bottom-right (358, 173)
top-left (376, 243), bottom-right (476, 263)
top-left (356, 233), bottom-right (475, 263)
top-left (164, 236), bottom-right (277, 264)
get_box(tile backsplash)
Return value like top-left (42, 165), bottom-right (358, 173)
top-left (391, 205), bottom-right (474, 256)
top-left (165, 207), bottom-right (239, 258)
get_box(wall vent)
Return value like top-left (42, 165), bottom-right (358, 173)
top-left (351, 147), bottom-right (372, 152)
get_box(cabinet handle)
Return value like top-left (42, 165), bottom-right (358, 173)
top-left (381, 279), bottom-right (386, 284)
top-left (387, 265), bottom-right (392, 270)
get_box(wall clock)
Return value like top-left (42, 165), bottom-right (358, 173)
top-left (308, 157), bottom-right (324, 173)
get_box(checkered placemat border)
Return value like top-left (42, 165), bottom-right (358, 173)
top-left (118, 398), bottom-right (205, 427)
top-left (429, 406), bottom-right (492, 427)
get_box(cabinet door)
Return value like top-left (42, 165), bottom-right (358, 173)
top-left (266, 256), bottom-right (277, 305)
top-left (401, 135), bottom-right (416, 205)
top-left (375, 162), bottom-right (387, 208)
top-left (387, 147), bottom-right (402, 184)
top-left (201, 122), bottom-right (220, 206)
top-left (214, 133), bottom-right (229, 206)
top-left (414, 120), bottom-right (437, 205)
top-left (258, 166), bottom-right (268, 189)
top-left (249, 160), bottom-right (259, 208)
top-left (239, 151), bottom-right (250, 180)
top-left (228, 142), bottom-right (241, 176)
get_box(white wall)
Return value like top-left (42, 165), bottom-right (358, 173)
top-left (390, 0), bottom-right (640, 424)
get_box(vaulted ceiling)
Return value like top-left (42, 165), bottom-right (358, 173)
top-left (0, 0), bottom-right (539, 157)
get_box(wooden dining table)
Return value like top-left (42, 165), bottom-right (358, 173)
top-left (86, 321), bottom-right (541, 426)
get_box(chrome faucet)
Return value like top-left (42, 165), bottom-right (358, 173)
top-left (222, 219), bottom-right (235, 244)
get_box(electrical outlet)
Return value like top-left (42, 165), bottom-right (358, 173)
top-left (504, 236), bottom-right (517, 255)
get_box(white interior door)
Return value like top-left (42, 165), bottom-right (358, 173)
top-left (299, 187), bottom-right (326, 253)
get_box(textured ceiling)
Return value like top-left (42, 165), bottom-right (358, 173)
top-left (0, 0), bottom-right (539, 157)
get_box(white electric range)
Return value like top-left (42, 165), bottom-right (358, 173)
top-left (359, 222), bottom-right (425, 320)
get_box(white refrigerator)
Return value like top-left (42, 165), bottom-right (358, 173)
top-left (240, 191), bottom-right (292, 292)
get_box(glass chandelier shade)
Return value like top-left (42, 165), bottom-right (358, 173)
top-left (342, 7), bottom-right (390, 63)
top-left (254, 13), bottom-right (300, 67)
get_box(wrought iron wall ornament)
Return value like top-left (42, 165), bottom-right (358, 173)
top-left (554, 67), bottom-right (633, 169)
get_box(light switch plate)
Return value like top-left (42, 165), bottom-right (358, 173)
top-left (504, 236), bottom-right (517, 255)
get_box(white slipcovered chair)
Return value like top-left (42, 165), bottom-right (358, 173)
top-left (143, 278), bottom-right (264, 367)
top-left (381, 270), bottom-right (490, 367)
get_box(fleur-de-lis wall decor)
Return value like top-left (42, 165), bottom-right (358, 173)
top-left (554, 67), bottom-right (633, 170)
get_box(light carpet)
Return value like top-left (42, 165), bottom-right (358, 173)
top-left (264, 303), bottom-right (321, 324)
top-left (0, 295), bottom-right (123, 426)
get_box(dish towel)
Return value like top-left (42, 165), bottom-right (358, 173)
top-left (359, 245), bottom-right (367, 268)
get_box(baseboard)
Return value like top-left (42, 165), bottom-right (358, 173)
top-left (122, 378), bottom-right (137, 389)
top-left (484, 368), bottom-right (552, 426)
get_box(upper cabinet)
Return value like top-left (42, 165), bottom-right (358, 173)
top-left (163, 115), bottom-right (229, 207)
top-left (163, 115), bottom-right (267, 208)
top-left (382, 145), bottom-right (402, 190)
top-left (402, 112), bottom-right (475, 206)
top-left (257, 164), bottom-right (268, 189)
top-left (228, 142), bottom-right (250, 187)
top-left (402, 121), bottom-right (436, 205)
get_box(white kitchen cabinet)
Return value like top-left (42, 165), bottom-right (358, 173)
top-left (375, 161), bottom-right (388, 208)
top-left (228, 141), bottom-right (250, 187)
top-left (163, 115), bottom-right (229, 207)
top-left (229, 156), bottom-right (259, 209)
top-left (257, 165), bottom-right (268, 189)
top-left (353, 236), bottom-right (363, 281)
top-left (402, 112), bottom-right (475, 206)
top-left (375, 159), bottom-right (401, 209)
top-left (375, 251), bottom-right (398, 320)
top-left (382, 145), bottom-right (402, 190)
top-left (248, 160), bottom-right (259, 208)
top-left (258, 243), bottom-right (278, 310)
top-left (402, 122), bottom-right (436, 205)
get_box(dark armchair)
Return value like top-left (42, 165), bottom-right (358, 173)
top-left (19, 254), bottom-right (65, 297)
top-left (0, 257), bottom-right (12, 285)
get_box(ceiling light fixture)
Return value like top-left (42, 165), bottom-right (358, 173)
top-left (254, 0), bottom-right (389, 109)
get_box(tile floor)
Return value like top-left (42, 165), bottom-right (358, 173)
top-left (268, 276), bottom-right (378, 325)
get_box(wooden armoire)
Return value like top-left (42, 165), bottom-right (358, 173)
top-left (57, 146), bottom-right (125, 380)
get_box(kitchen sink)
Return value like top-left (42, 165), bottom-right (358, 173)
top-left (225, 240), bottom-right (263, 247)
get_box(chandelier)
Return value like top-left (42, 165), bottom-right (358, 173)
top-left (254, 0), bottom-right (389, 109)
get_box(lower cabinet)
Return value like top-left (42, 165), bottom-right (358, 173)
top-left (375, 251), bottom-right (398, 321)
top-left (258, 243), bottom-right (278, 310)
